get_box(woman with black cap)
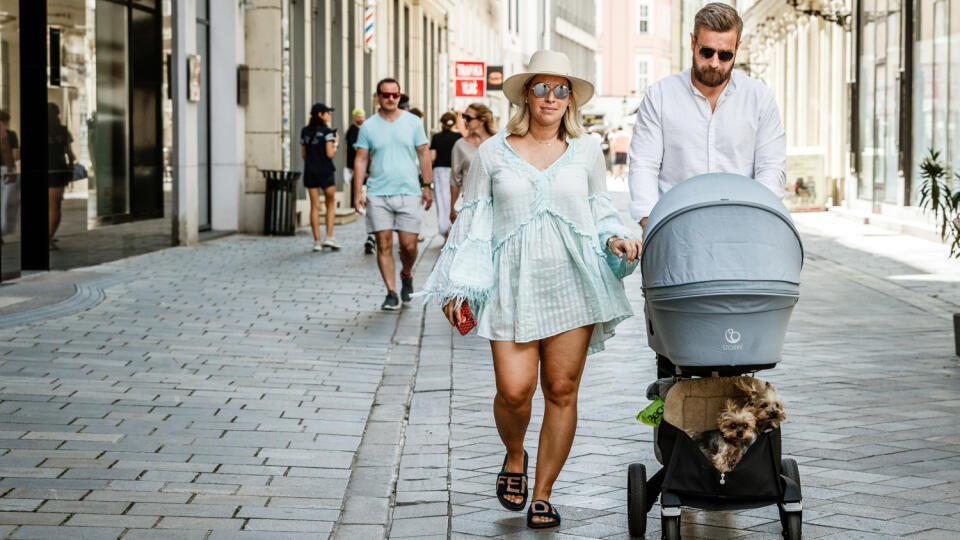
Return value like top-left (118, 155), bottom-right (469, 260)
top-left (301, 102), bottom-right (340, 251)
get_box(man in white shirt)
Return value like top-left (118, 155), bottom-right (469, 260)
top-left (628, 2), bottom-right (785, 229)
top-left (630, 3), bottom-right (786, 513)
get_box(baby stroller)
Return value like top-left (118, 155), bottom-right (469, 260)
top-left (627, 174), bottom-right (804, 539)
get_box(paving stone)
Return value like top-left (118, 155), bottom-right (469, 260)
top-left (9, 526), bottom-right (125, 539)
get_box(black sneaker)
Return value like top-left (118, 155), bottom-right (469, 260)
top-left (364, 235), bottom-right (376, 254)
top-left (381, 291), bottom-right (401, 311)
top-left (400, 275), bottom-right (414, 303)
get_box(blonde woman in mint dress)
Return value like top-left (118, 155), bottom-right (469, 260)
top-left (418, 51), bottom-right (642, 529)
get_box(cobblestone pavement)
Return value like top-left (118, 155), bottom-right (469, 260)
top-left (0, 196), bottom-right (958, 540)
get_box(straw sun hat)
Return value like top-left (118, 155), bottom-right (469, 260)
top-left (502, 50), bottom-right (595, 108)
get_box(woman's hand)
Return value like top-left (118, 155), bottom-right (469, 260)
top-left (442, 299), bottom-right (462, 327)
top-left (609, 237), bottom-right (643, 263)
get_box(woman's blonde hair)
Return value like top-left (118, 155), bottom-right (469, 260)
top-left (505, 76), bottom-right (584, 139)
top-left (465, 102), bottom-right (496, 136)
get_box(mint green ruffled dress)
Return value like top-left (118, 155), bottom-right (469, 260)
top-left (418, 131), bottom-right (637, 355)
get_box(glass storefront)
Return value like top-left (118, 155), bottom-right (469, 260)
top-left (0, 0), bottom-right (20, 280)
top-left (914, 0), bottom-right (959, 202)
top-left (0, 0), bottom-right (171, 282)
top-left (857, 0), bottom-right (903, 206)
top-left (857, 0), bottom-right (960, 208)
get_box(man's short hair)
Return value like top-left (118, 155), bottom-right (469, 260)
top-left (376, 77), bottom-right (401, 94)
top-left (694, 2), bottom-right (743, 42)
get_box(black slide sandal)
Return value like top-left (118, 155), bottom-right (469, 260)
top-left (495, 450), bottom-right (528, 511)
top-left (527, 499), bottom-right (561, 528)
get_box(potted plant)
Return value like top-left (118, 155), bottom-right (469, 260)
top-left (917, 148), bottom-right (960, 356)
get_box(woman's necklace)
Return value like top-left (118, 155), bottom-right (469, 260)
top-left (530, 134), bottom-right (559, 147)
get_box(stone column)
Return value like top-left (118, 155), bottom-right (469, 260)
top-left (172, 0), bottom-right (199, 245)
top-left (243, 0), bottom-right (283, 233)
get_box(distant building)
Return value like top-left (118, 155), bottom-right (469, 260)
top-left (591, 0), bottom-right (674, 130)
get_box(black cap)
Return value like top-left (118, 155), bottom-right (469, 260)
top-left (398, 94), bottom-right (410, 110)
top-left (311, 102), bottom-right (334, 116)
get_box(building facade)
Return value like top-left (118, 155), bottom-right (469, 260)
top-left (740, 0), bottom-right (852, 212)
top-left (0, 0), bottom-right (458, 281)
top-left (591, 0), bottom-right (673, 129)
top-left (849, 0), bottom-right (959, 233)
top-left (1, 0), bottom-right (174, 281)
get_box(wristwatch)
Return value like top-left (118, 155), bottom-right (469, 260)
top-left (606, 235), bottom-right (619, 249)
top-left (421, 183), bottom-right (434, 189)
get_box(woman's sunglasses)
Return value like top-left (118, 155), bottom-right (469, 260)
top-left (378, 91), bottom-right (400, 99)
top-left (529, 82), bottom-right (571, 100)
top-left (698, 46), bottom-right (735, 62)
top-left (461, 114), bottom-right (478, 122)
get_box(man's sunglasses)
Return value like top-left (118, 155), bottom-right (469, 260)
top-left (529, 82), bottom-right (571, 100)
top-left (379, 91), bottom-right (400, 99)
top-left (698, 46), bottom-right (735, 62)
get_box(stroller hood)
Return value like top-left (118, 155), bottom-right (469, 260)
top-left (641, 174), bottom-right (803, 292)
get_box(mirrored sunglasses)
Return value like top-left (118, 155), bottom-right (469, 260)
top-left (698, 46), bottom-right (735, 62)
top-left (530, 82), bottom-right (571, 100)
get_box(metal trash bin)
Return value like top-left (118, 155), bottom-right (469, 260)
top-left (262, 170), bottom-right (301, 235)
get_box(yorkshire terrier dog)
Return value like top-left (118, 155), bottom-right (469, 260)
top-left (735, 377), bottom-right (787, 430)
top-left (691, 399), bottom-right (757, 473)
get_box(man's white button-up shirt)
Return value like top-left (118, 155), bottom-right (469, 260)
top-left (627, 68), bottom-right (786, 221)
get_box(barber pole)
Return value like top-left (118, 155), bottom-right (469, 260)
top-left (364, 1), bottom-right (376, 51)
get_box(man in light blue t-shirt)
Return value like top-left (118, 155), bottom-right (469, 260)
top-left (353, 78), bottom-right (434, 311)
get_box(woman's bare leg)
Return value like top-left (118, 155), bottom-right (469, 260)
top-left (48, 187), bottom-right (65, 240)
top-left (307, 187), bottom-right (320, 242)
top-left (490, 339), bottom-right (540, 506)
top-left (530, 324), bottom-right (593, 522)
top-left (323, 185), bottom-right (336, 238)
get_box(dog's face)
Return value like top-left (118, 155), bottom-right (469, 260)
top-left (736, 378), bottom-right (786, 428)
top-left (752, 382), bottom-right (785, 428)
top-left (717, 398), bottom-right (757, 442)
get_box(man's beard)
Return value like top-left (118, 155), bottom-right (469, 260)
top-left (692, 56), bottom-right (733, 87)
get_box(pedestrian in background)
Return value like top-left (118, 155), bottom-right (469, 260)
top-left (345, 108), bottom-right (377, 255)
top-left (47, 103), bottom-right (75, 250)
top-left (429, 112), bottom-right (461, 237)
top-left (448, 103), bottom-right (495, 224)
top-left (418, 51), bottom-right (641, 529)
top-left (301, 102), bottom-right (340, 251)
top-left (353, 78), bottom-right (433, 311)
top-left (611, 127), bottom-right (630, 181)
top-left (627, 1), bottom-right (786, 511)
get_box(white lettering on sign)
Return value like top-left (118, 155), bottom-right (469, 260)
top-left (455, 62), bottom-right (485, 78)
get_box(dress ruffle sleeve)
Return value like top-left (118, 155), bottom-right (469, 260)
top-left (417, 150), bottom-right (494, 309)
top-left (587, 145), bottom-right (638, 279)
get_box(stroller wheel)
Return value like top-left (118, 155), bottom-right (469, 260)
top-left (661, 514), bottom-right (680, 540)
top-left (780, 458), bottom-right (802, 540)
top-left (627, 463), bottom-right (647, 536)
top-left (782, 512), bottom-right (801, 540)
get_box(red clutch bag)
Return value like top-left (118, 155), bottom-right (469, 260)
top-left (457, 301), bottom-right (477, 335)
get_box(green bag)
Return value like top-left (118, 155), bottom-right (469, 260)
top-left (637, 396), bottom-right (664, 427)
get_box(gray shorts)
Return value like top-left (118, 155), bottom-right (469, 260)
top-left (365, 194), bottom-right (422, 234)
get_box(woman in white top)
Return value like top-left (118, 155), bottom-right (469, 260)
top-left (449, 102), bottom-right (496, 224)
top-left (418, 51), bottom-right (642, 528)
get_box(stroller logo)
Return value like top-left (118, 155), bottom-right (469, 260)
top-left (723, 329), bottom-right (743, 350)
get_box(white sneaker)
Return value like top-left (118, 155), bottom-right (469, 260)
top-left (322, 237), bottom-right (341, 250)
top-left (313, 242), bottom-right (323, 252)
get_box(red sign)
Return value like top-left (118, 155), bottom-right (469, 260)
top-left (456, 79), bottom-right (484, 97)
top-left (455, 61), bottom-right (485, 97)
top-left (455, 61), bottom-right (485, 78)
